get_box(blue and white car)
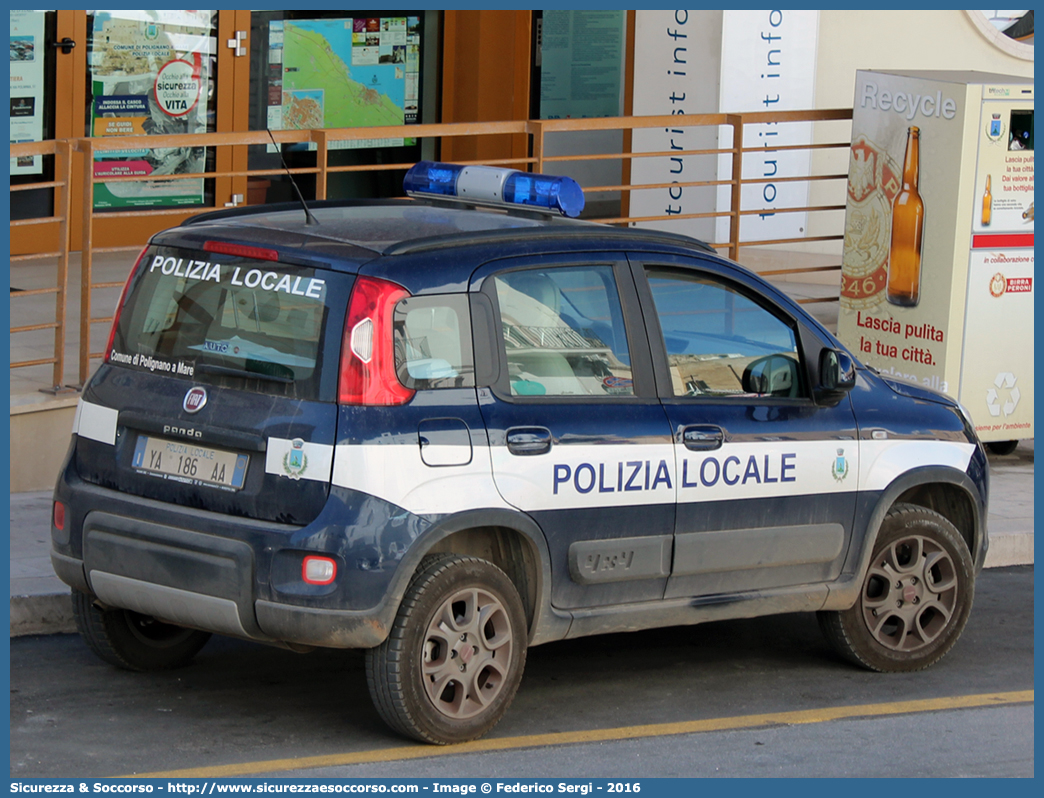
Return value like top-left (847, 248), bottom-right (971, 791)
top-left (52, 162), bottom-right (989, 744)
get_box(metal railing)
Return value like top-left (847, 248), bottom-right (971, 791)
top-left (9, 109), bottom-right (853, 393)
top-left (10, 139), bottom-right (74, 391)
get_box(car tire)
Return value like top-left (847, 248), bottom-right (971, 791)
top-left (72, 590), bottom-right (211, 672)
top-left (986, 440), bottom-right (1019, 456)
top-left (818, 503), bottom-right (974, 673)
top-left (366, 554), bottom-right (528, 744)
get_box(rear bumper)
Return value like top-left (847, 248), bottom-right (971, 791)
top-left (52, 467), bottom-right (401, 649)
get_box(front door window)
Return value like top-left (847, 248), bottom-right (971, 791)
top-left (646, 269), bottom-right (805, 400)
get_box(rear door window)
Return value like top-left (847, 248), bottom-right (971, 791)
top-left (492, 265), bottom-right (635, 397)
top-left (111, 245), bottom-right (345, 400)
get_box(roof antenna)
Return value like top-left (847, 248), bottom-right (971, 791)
top-left (266, 129), bottom-right (319, 226)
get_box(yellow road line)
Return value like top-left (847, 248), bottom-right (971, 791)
top-left (131, 690), bottom-right (1033, 779)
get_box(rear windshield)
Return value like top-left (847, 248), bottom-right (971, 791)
top-left (110, 245), bottom-right (346, 400)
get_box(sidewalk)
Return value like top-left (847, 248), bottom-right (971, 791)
top-left (9, 441), bottom-right (1033, 637)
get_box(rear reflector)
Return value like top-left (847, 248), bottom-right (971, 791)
top-left (203, 240), bottom-right (280, 261)
top-left (349, 318), bottom-right (375, 363)
top-left (53, 501), bottom-right (65, 532)
top-left (302, 556), bottom-right (337, 585)
top-left (338, 276), bottom-right (414, 406)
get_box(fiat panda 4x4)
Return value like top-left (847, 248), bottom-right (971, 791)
top-left (52, 162), bottom-right (989, 744)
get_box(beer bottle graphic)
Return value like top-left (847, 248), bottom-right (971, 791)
top-left (887, 126), bottom-right (925, 307)
top-left (981, 174), bottom-right (992, 226)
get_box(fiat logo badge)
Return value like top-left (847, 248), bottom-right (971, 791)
top-left (183, 386), bottom-right (208, 414)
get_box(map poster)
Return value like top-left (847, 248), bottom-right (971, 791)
top-left (88, 10), bottom-right (215, 209)
top-left (10, 10), bottom-right (46, 176)
top-left (267, 16), bottom-right (421, 150)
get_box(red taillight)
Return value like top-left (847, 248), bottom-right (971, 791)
top-left (302, 556), bottom-right (337, 585)
top-left (338, 276), bottom-right (414, 406)
top-left (203, 240), bottom-right (280, 261)
top-left (104, 248), bottom-right (147, 363)
top-left (53, 501), bottom-right (65, 532)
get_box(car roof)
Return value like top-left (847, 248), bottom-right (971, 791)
top-left (180, 199), bottom-right (717, 260)
top-left (156, 198), bottom-right (836, 347)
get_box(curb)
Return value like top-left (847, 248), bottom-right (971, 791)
top-left (11, 593), bottom-right (76, 637)
top-left (982, 533), bottom-right (1035, 570)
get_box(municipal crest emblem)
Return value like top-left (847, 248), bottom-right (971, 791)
top-left (831, 448), bottom-right (849, 482)
top-left (282, 438), bottom-right (308, 480)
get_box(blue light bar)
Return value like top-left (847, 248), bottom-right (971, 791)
top-left (402, 161), bottom-right (464, 196)
top-left (503, 172), bottom-right (585, 218)
top-left (403, 160), bottom-right (585, 218)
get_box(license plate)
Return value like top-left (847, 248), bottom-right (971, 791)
top-left (132, 435), bottom-right (249, 490)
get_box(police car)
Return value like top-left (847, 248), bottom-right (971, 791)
top-left (52, 161), bottom-right (989, 745)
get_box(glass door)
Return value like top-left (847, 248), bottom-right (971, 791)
top-left (11, 9), bottom-right (439, 255)
top-left (11, 10), bottom-right (246, 253)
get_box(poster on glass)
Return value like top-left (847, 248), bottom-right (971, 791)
top-left (10, 10), bottom-right (47, 176)
top-left (88, 10), bottom-right (216, 209)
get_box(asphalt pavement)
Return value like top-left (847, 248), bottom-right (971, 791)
top-left (10, 565), bottom-right (1034, 777)
top-left (8, 441), bottom-right (1033, 637)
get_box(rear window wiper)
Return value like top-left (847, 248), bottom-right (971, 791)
top-left (195, 361), bottom-right (295, 384)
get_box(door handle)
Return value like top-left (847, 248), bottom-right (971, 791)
top-left (506, 427), bottom-right (553, 456)
top-left (682, 425), bottom-right (724, 451)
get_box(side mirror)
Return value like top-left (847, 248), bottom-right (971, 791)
top-left (817, 348), bottom-right (856, 405)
